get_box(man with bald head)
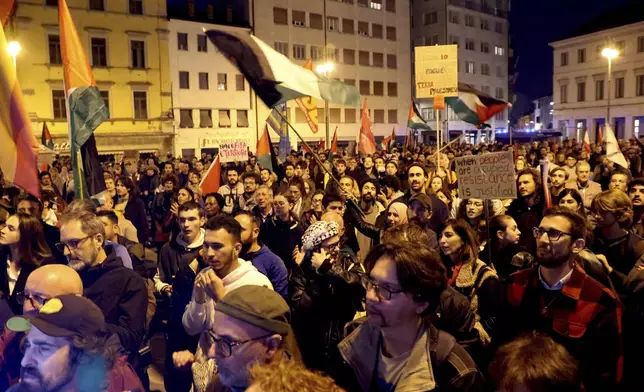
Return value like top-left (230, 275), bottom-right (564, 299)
top-left (0, 265), bottom-right (83, 390)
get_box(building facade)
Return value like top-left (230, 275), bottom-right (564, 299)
top-left (533, 95), bottom-right (554, 130)
top-left (551, 21), bottom-right (644, 141)
top-left (411, 0), bottom-right (510, 141)
top-left (252, 0), bottom-right (412, 143)
top-left (8, 0), bottom-right (173, 157)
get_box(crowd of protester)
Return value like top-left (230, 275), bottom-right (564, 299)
top-left (1, 135), bottom-right (644, 392)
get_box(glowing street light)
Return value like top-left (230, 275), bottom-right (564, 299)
top-left (601, 47), bottom-right (619, 59)
top-left (316, 62), bottom-right (334, 75)
top-left (602, 47), bottom-right (619, 129)
top-left (7, 41), bottom-right (21, 68)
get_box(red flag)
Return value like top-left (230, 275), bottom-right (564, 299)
top-left (583, 131), bottom-right (591, 155)
top-left (200, 155), bottom-right (221, 194)
top-left (0, 1), bottom-right (15, 27)
top-left (358, 99), bottom-right (377, 155)
top-left (329, 127), bottom-right (338, 155)
top-left (319, 138), bottom-right (325, 151)
top-left (597, 126), bottom-right (603, 145)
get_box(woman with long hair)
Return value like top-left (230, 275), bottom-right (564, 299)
top-left (115, 176), bottom-right (149, 243)
top-left (439, 219), bottom-right (501, 357)
top-left (558, 188), bottom-right (587, 218)
top-left (0, 213), bottom-right (53, 314)
top-left (479, 215), bottom-right (533, 281)
top-left (456, 198), bottom-right (496, 248)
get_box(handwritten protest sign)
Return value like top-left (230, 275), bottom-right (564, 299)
top-left (414, 45), bottom-right (458, 99)
top-left (454, 151), bottom-right (516, 199)
top-left (219, 140), bottom-right (249, 163)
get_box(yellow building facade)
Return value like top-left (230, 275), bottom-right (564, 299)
top-left (9, 0), bottom-right (173, 157)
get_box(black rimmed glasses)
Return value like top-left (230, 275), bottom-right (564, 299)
top-left (16, 292), bottom-right (49, 308)
top-left (54, 235), bottom-right (91, 253)
top-left (361, 276), bottom-right (403, 301)
top-left (206, 330), bottom-right (274, 357)
top-left (532, 227), bottom-right (573, 242)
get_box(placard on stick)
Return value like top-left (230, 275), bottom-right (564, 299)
top-left (454, 151), bottom-right (517, 199)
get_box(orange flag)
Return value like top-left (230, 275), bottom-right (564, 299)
top-left (358, 99), bottom-right (377, 155)
top-left (200, 155), bottom-right (221, 195)
top-left (295, 59), bottom-right (319, 133)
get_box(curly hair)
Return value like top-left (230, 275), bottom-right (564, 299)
top-left (591, 189), bottom-right (634, 228)
top-left (249, 360), bottom-right (345, 392)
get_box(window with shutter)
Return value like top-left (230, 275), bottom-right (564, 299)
top-left (200, 110), bottom-right (213, 128)
top-left (180, 109), bottom-right (194, 128)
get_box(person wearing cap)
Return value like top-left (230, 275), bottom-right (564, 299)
top-left (407, 193), bottom-right (440, 252)
top-left (290, 220), bottom-right (365, 381)
top-left (6, 294), bottom-right (144, 392)
top-left (205, 285), bottom-right (302, 391)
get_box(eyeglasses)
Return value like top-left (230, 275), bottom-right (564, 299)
top-left (55, 235), bottom-right (91, 253)
top-left (532, 227), bottom-right (573, 242)
top-left (361, 276), bottom-right (403, 301)
top-left (16, 292), bottom-right (49, 308)
top-left (206, 330), bottom-right (274, 357)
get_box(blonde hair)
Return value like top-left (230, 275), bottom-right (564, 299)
top-left (591, 190), bottom-right (633, 228)
top-left (249, 360), bottom-right (345, 392)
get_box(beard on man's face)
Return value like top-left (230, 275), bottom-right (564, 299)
top-left (536, 245), bottom-right (571, 268)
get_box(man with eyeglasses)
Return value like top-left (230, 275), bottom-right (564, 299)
top-left (497, 207), bottom-right (622, 391)
top-left (338, 243), bottom-right (481, 392)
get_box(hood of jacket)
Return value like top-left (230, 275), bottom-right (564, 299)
top-left (78, 251), bottom-right (125, 285)
top-left (201, 258), bottom-right (259, 286)
top-left (174, 228), bottom-right (206, 250)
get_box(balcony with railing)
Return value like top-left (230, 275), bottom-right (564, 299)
top-left (448, 0), bottom-right (508, 19)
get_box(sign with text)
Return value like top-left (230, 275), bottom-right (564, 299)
top-left (454, 151), bottom-right (516, 199)
top-left (219, 140), bottom-right (249, 163)
top-left (414, 45), bottom-right (459, 99)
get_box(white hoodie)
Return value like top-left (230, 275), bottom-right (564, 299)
top-left (182, 258), bottom-right (273, 336)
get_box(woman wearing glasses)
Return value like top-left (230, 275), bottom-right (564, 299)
top-left (0, 213), bottom-right (53, 315)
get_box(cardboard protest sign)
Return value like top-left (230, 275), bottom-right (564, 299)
top-left (454, 151), bottom-right (516, 199)
top-left (219, 140), bottom-right (249, 163)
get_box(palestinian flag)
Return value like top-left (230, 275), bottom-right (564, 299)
top-left (381, 128), bottom-right (396, 151)
top-left (294, 59), bottom-right (319, 134)
top-left (41, 122), bottom-right (54, 150)
top-left (59, 0), bottom-right (109, 200)
top-left (205, 29), bottom-right (360, 108)
top-left (256, 125), bottom-right (278, 172)
top-left (408, 103), bottom-right (431, 131)
top-left (446, 83), bottom-right (510, 126)
top-left (0, 24), bottom-right (39, 197)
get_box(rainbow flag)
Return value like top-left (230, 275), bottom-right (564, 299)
top-left (294, 59), bottom-right (319, 134)
top-left (59, 0), bottom-right (109, 199)
top-left (0, 24), bottom-right (39, 197)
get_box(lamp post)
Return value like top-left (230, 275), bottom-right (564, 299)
top-left (602, 47), bottom-right (619, 131)
top-left (316, 62), bottom-right (334, 146)
top-left (7, 41), bottom-right (21, 69)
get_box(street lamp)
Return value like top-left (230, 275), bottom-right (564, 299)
top-left (7, 41), bottom-right (21, 68)
top-left (316, 62), bottom-right (334, 147)
top-left (602, 47), bottom-right (619, 130)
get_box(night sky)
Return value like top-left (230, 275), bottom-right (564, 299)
top-left (509, 0), bottom-right (641, 119)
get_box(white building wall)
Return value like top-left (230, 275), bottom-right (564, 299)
top-left (551, 22), bottom-right (644, 142)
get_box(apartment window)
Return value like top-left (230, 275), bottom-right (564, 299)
top-left (427, 35), bottom-right (439, 45)
top-left (89, 0), bottom-right (104, 11)
top-left (226, 7), bottom-right (233, 22)
top-left (615, 77), bottom-right (624, 98)
top-left (373, 110), bottom-right (385, 123)
top-left (372, 24), bottom-right (383, 38)
top-left (480, 42), bottom-right (490, 53)
top-left (343, 19), bottom-right (355, 34)
top-left (200, 110), bottom-right (213, 128)
top-left (52, 90), bottom-right (66, 120)
top-left (179, 71), bottom-right (190, 89)
top-left (345, 109), bottom-right (357, 123)
top-left (178, 33), bottom-right (188, 50)
top-left (199, 72), bottom-right (209, 90)
top-left (327, 48), bottom-right (339, 61)
top-left (617, 40), bottom-right (625, 56)
top-left (449, 11), bottom-right (460, 24)
top-left (327, 17), bottom-right (339, 32)
top-left (480, 19), bottom-right (490, 30)
top-left (560, 52), bottom-right (568, 66)
top-left (495, 21), bottom-right (503, 33)
top-left (293, 44), bottom-right (306, 59)
top-left (359, 80), bottom-right (370, 95)
top-left (577, 82), bottom-right (586, 102)
top-left (330, 108), bottom-right (341, 123)
top-left (495, 88), bottom-right (504, 99)
top-left (91, 38), bottom-right (107, 67)
top-left (465, 14), bottom-right (475, 27)
top-left (130, 40), bottom-right (145, 69)
top-left (129, 0), bottom-right (143, 15)
top-left (133, 91), bottom-right (147, 119)
top-left (237, 110), bottom-right (249, 127)
top-left (638, 36), bottom-right (644, 53)
top-left (217, 73), bottom-right (227, 91)
top-left (577, 48), bottom-right (586, 63)
top-left (595, 80), bottom-right (604, 100)
top-left (387, 54), bottom-right (397, 69)
top-left (637, 75), bottom-right (644, 97)
top-left (560, 84), bottom-right (568, 103)
top-left (449, 35), bottom-right (459, 47)
top-left (370, 0), bottom-right (382, 10)
top-left (494, 46), bottom-right (504, 56)
top-left (344, 79), bottom-right (356, 86)
top-left (343, 49), bottom-right (355, 65)
top-left (465, 61), bottom-right (475, 74)
top-left (310, 13), bottom-right (323, 29)
top-left (481, 63), bottom-right (490, 75)
top-left (495, 112), bottom-right (505, 121)
top-left (274, 41), bottom-right (288, 56)
top-left (424, 11), bottom-right (438, 25)
top-left (311, 46), bottom-right (321, 60)
top-left (358, 50), bottom-right (370, 66)
top-left (465, 39), bottom-right (475, 51)
top-left (179, 109), bottom-right (194, 128)
top-left (358, 21), bottom-right (369, 36)
top-left (197, 35), bottom-right (208, 52)
top-left (386, 26), bottom-right (396, 40)
top-left (207, 4), bottom-right (214, 20)
top-left (373, 52), bottom-right (383, 67)
top-left (218, 110), bottom-right (231, 127)
top-left (387, 82), bottom-right (397, 97)
top-left (100, 90), bottom-right (109, 115)
top-left (46, 0), bottom-right (57, 5)
top-left (388, 110), bottom-right (397, 124)
top-left (273, 7), bottom-right (287, 25)
top-left (295, 108), bottom-right (307, 123)
top-left (386, 0), bottom-right (395, 13)
top-left (236, 74), bottom-right (245, 91)
top-left (292, 10), bottom-right (306, 27)
top-left (48, 35), bottom-right (62, 65)
top-left (373, 81), bottom-right (384, 96)
top-left (496, 65), bottom-right (503, 77)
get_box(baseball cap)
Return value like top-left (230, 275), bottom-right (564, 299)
top-left (216, 286), bottom-right (291, 335)
top-left (409, 193), bottom-right (433, 211)
top-left (6, 294), bottom-right (106, 339)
